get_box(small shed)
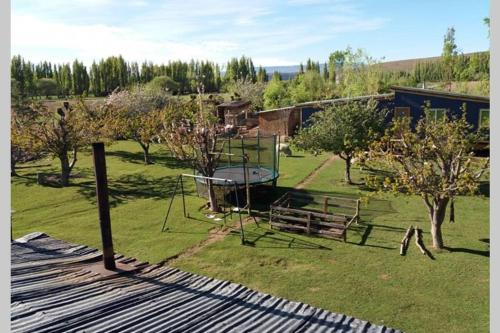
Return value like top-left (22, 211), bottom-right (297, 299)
top-left (216, 100), bottom-right (252, 126)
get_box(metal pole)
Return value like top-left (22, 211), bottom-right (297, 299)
top-left (257, 129), bottom-right (261, 168)
top-left (92, 142), bottom-right (116, 270)
top-left (233, 182), bottom-right (245, 245)
top-left (180, 175), bottom-right (186, 218)
top-left (161, 175), bottom-right (181, 232)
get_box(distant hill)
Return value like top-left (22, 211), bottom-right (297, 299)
top-left (262, 51), bottom-right (488, 79)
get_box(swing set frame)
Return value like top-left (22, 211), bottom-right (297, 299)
top-left (161, 173), bottom-right (246, 245)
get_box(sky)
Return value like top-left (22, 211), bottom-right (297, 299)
top-left (11, 0), bottom-right (490, 68)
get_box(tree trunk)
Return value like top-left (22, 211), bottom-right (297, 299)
top-left (429, 198), bottom-right (449, 249)
top-left (11, 157), bottom-right (17, 177)
top-left (206, 179), bottom-right (220, 212)
top-left (344, 156), bottom-right (352, 184)
top-left (60, 152), bottom-right (71, 187)
top-left (139, 142), bottom-right (152, 164)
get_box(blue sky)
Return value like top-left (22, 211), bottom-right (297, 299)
top-left (11, 0), bottom-right (490, 67)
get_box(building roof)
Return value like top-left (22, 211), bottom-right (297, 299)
top-left (390, 86), bottom-right (490, 103)
top-left (258, 93), bottom-right (395, 114)
top-left (217, 100), bottom-right (252, 108)
top-left (11, 232), bottom-right (402, 333)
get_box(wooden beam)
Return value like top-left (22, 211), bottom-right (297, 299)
top-left (92, 142), bottom-right (116, 270)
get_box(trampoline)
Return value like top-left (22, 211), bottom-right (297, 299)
top-left (201, 166), bottom-right (278, 186)
top-left (194, 132), bottom-right (280, 189)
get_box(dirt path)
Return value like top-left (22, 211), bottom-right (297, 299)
top-left (164, 154), bottom-right (338, 265)
top-left (295, 154), bottom-right (338, 190)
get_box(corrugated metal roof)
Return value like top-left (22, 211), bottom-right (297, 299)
top-left (390, 85), bottom-right (490, 103)
top-left (11, 232), bottom-right (403, 333)
top-left (258, 93), bottom-right (394, 114)
top-left (218, 100), bottom-right (252, 108)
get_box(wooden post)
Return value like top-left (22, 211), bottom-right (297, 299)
top-left (323, 197), bottom-right (329, 214)
top-left (92, 142), bottom-right (116, 270)
top-left (356, 199), bottom-right (360, 224)
top-left (307, 213), bottom-right (311, 235)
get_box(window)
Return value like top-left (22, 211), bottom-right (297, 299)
top-left (394, 107), bottom-right (410, 118)
top-left (479, 109), bottom-right (489, 128)
top-left (429, 108), bottom-right (447, 121)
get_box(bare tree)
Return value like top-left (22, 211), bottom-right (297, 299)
top-left (160, 84), bottom-right (224, 212)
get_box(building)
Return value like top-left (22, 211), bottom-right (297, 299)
top-left (11, 232), bottom-right (401, 333)
top-left (257, 87), bottom-right (489, 141)
top-left (390, 86), bottom-right (490, 131)
top-left (216, 100), bottom-right (254, 127)
top-left (257, 94), bottom-right (394, 137)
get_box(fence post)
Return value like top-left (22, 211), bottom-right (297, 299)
top-left (356, 199), bottom-right (360, 224)
top-left (323, 197), bottom-right (329, 214)
top-left (92, 142), bottom-right (116, 270)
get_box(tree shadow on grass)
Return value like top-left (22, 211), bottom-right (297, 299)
top-left (241, 225), bottom-right (332, 250)
top-left (443, 246), bottom-right (489, 257)
top-left (106, 150), bottom-right (190, 169)
top-left (76, 173), bottom-right (194, 207)
top-left (478, 181), bottom-right (489, 197)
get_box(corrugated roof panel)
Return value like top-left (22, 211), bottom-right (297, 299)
top-left (11, 233), bottom-right (403, 333)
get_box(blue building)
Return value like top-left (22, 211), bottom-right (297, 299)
top-left (258, 87), bottom-right (489, 142)
top-left (390, 86), bottom-right (490, 131)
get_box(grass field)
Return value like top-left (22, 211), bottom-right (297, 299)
top-left (11, 142), bottom-right (489, 332)
top-left (11, 140), bottom-right (328, 263)
top-left (172, 158), bottom-right (490, 333)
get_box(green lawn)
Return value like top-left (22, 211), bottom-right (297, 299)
top-left (11, 140), bottom-right (328, 263)
top-left (172, 158), bottom-right (490, 333)
top-left (12, 143), bottom-right (488, 332)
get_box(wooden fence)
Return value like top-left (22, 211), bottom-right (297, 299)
top-left (269, 191), bottom-right (360, 241)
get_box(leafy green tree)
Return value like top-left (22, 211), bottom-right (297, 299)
top-left (365, 105), bottom-right (489, 249)
top-left (36, 78), bottom-right (58, 98)
top-left (442, 27), bottom-right (458, 84)
top-left (257, 66), bottom-right (268, 83)
top-left (337, 47), bottom-right (381, 97)
top-left (146, 76), bottom-right (180, 94)
top-left (327, 50), bottom-right (346, 85)
top-left (72, 60), bottom-right (89, 96)
top-left (289, 70), bottom-right (326, 103)
top-left (263, 76), bottom-right (291, 109)
top-left (292, 99), bottom-right (387, 184)
top-left (484, 17), bottom-right (490, 39)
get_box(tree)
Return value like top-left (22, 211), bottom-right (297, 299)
top-left (442, 27), bottom-right (458, 85)
top-left (328, 50), bottom-right (346, 84)
top-left (36, 78), bottom-right (58, 98)
top-left (159, 87), bottom-right (224, 212)
top-left (257, 66), bottom-right (268, 83)
top-left (11, 102), bottom-right (43, 176)
top-left (263, 76), bottom-right (291, 109)
top-left (289, 70), bottom-right (326, 103)
top-left (23, 101), bottom-right (99, 186)
top-left (72, 60), bottom-right (89, 96)
top-left (364, 104), bottom-right (489, 249)
top-left (146, 75), bottom-right (180, 94)
top-left (228, 78), bottom-right (265, 111)
top-left (292, 99), bottom-right (387, 184)
top-left (105, 86), bottom-right (169, 164)
top-left (484, 17), bottom-right (490, 39)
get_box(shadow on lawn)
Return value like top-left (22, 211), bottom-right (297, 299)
top-left (106, 150), bottom-right (190, 169)
top-left (242, 226), bottom-right (332, 250)
top-left (444, 246), bottom-right (489, 257)
top-left (76, 173), bottom-right (194, 207)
